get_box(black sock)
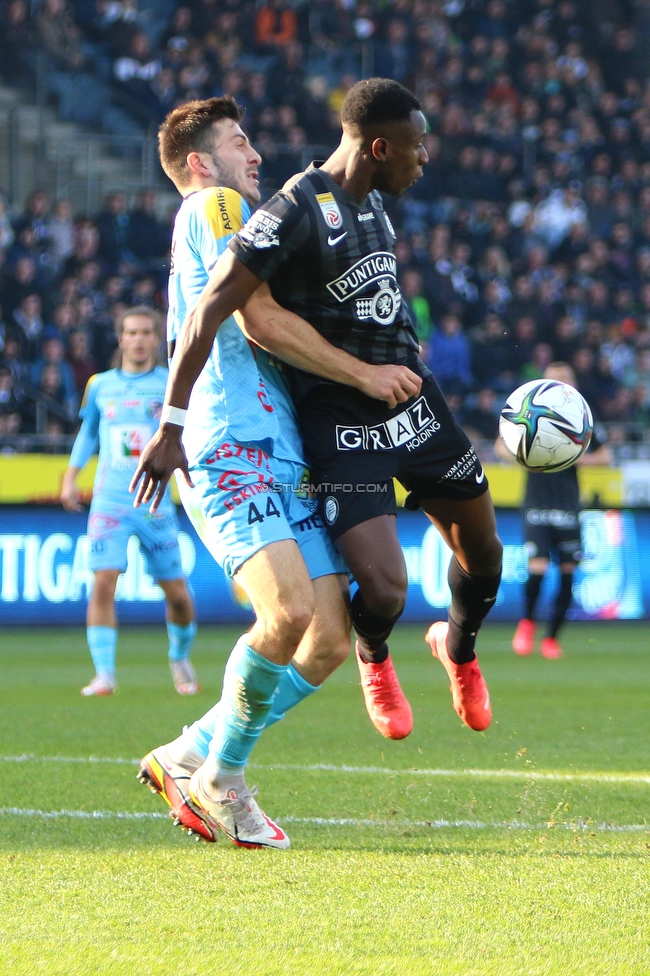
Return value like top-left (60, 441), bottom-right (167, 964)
top-left (351, 590), bottom-right (402, 664)
top-left (547, 572), bottom-right (573, 639)
top-left (525, 573), bottom-right (544, 620)
top-left (446, 557), bottom-right (501, 665)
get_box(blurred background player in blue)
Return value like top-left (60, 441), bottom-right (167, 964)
top-left (60, 306), bottom-right (198, 696)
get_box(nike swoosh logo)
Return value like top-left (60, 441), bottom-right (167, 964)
top-left (328, 232), bottom-right (348, 246)
top-left (476, 469), bottom-right (485, 484)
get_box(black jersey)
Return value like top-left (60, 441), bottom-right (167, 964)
top-left (524, 465), bottom-right (580, 511)
top-left (523, 425), bottom-right (605, 511)
top-left (229, 164), bottom-right (425, 401)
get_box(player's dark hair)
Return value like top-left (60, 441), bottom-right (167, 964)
top-left (158, 96), bottom-right (244, 187)
top-left (112, 305), bottom-right (164, 368)
top-left (340, 78), bottom-right (420, 131)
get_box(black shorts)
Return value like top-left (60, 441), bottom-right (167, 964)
top-left (300, 376), bottom-right (489, 540)
top-left (524, 508), bottom-right (582, 564)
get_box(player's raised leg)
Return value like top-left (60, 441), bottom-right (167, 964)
top-left (422, 492), bottom-right (502, 731)
top-left (335, 515), bottom-right (413, 740)
top-left (82, 569), bottom-right (120, 696)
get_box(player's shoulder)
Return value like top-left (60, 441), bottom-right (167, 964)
top-left (81, 369), bottom-right (112, 405)
top-left (195, 185), bottom-right (250, 236)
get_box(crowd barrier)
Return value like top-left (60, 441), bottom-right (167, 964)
top-left (0, 506), bottom-right (646, 625)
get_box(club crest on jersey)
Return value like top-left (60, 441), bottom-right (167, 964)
top-left (327, 251), bottom-right (402, 328)
top-left (316, 192), bottom-right (343, 229)
top-left (355, 278), bottom-right (401, 327)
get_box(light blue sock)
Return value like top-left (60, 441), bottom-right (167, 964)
top-left (180, 658), bottom-right (320, 760)
top-left (207, 636), bottom-right (287, 769)
top-left (264, 663), bottom-right (320, 728)
top-left (167, 620), bottom-right (197, 662)
top-left (87, 626), bottom-right (117, 677)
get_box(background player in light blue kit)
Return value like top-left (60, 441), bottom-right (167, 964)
top-left (61, 307), bottom-right (198, 697)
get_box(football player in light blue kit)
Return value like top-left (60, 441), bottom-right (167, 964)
top-left (61, 307), bottom-right (198, 697)
top-left (134, 97), bottom-right (419, 849)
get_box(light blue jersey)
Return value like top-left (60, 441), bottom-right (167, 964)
top-left (70, 366), bottom-right (173, 510)
top-left (167, 186), bottom-right (303, 466)
top-left (69, 365), bottom-right (182, 577)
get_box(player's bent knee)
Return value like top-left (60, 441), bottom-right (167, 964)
top-left (362, 576), bottom-right (407, 619)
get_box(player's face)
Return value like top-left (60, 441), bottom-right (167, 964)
top-left (119, 315), bottom-right (159, 371)
top-left (373, 110), bottom-right (428, 197)
top-left (206, 120), bottom-right (262, 206)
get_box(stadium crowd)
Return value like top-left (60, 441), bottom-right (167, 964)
top-left (2, 0), bottom-right (650, 449)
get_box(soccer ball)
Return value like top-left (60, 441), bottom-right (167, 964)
top-left (499, 379), bottom-right (593, 472)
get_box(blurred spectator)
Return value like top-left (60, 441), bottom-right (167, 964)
top-left (94, 193), bottom-right (137, 270)
top-left (30, 336), bottom-right (78, 404)
top-left (49, 199), bottom-right (75, 273)
top-left (0, 193), bottom-right (15, 255)
top-left (401, 267), bottom-right (433, 352)
top-left (471, 313), bottom-right (516, 391)
top-left (425, 312), bottom-right (473, 393)
top-left (459, 387), bottom-right (500, 443)
top-left (255, 0), bottom-right (297, 52)
top-left (37, 0), bottom-right (86, 70)
top-left (11, 294), bottom-right (46, 361)
top-left (67, 329), bottom-right (97, 393)
top-left (128, 191), bottom-right (169, 267)
top-left (0, 366), bottom-right (21, 423)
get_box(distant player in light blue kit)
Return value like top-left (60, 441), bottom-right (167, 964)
top-left (61, 307), bottom-right (198, 697)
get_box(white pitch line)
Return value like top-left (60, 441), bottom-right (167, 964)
top-left (2, 755), bottom-right (650, 786)
top-left (0, 807), bottom-right (647, 833)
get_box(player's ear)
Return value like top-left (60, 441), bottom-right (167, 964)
top-left (370, 137), bottom-right (388, 162)
top-left (186, 151), bottom-right (209, 177)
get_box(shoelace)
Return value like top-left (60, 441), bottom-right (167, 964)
top-left (219, 786), bottom-right (265, 836)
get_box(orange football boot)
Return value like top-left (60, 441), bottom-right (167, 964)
top-left (355, 642), bottom-right (413, 740)
top-left (512, 618), bottom-right (536, 656)
top-left (426, 621), bottom-right (491, 731)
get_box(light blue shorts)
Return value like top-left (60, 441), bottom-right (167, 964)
top-left (87, 500), bottom-right (183, 580)
top-left (178, 439), bottom-right (345, 580)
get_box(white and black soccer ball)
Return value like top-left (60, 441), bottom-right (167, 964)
top-left (499, 379), bottom-right (593, 472)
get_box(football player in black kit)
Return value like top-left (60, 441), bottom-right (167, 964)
top-left (135, 78), bottom-right (503, 738)
top-left (504, 364), bottom-right (612, 659)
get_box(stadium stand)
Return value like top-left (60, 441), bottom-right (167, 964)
top-left (1, 0), bottom-right (650, 461)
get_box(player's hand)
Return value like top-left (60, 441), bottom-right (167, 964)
top-left (60, 473), bottom-right (83, 512)
top-left (129, 426), bottom-right (194, 513)
top-left (357, 364), bottom-right (423, 408)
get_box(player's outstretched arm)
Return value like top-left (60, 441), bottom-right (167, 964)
top-left (130, 253), bottom-right (263, 511)
top-left (239, 284), bottom-right (422, 408)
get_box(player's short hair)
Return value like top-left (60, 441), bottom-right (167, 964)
top-left (112, 306), bottom-right (164, 367)
top-left (158, 96), bottom-right (244, 187)
top-left (340, 78), bottom-right (420, 131)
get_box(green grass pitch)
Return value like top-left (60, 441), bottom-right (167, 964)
top-left (1, 622), bottom-right (649, 976)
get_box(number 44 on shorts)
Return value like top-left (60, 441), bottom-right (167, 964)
top-left (247, 496), bottom-right (282, 525)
